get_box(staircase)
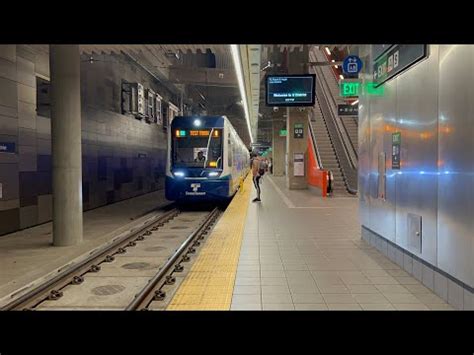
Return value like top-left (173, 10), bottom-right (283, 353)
top-left (310, 101), bottom-right (349, 195)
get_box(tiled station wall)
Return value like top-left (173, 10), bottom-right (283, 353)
top-left (0, 45), bottom-right (170, 235)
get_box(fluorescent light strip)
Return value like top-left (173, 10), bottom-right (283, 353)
top-left (230, 44), bottom-right (253, 144)
top-left (325, 47), bottom-right (331, 55)
top-left (351, 100), bottom-right (359, 106)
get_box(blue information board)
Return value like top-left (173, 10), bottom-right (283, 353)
top-left (0, 142), bottom-right (15, 153)
top-left (342, 55), bottom-right (363, 75)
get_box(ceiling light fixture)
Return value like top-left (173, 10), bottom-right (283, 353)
top-left (230, 44), bottom-right (253, 143)
top-left (325, 47), bottom-right (331, 55)
top-left (351, 100), bottom-right (359, 106)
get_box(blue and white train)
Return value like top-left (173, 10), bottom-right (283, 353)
top-left (165, 115), bottom-right (250, 202)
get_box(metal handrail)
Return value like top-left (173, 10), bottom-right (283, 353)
top-left (308, 111), bottom-right (323, 169)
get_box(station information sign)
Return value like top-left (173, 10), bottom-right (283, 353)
top-left (373, 45), bottom-right (427, 87)
top-left (392, 132), bottom-right (401, 169)
top-left (338, 104), bottom-right (358, 116)
top-left (0, 142), bottom-right (15, 153)
top-left (266, 74), bottom-right (316, 106)
top-left (294, 123), bottom-right (304, 139)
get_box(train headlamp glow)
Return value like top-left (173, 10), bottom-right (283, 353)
top-left (208, 172), bottom-right (219, 177)
top-left (193, 119), bottom-right (202, 127)
top-left (173, 171), bottom-right (185, 177)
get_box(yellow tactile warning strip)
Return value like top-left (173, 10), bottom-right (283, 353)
top-left (167, 175), bottom-right (252, 310)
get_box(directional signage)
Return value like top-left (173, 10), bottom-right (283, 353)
top-left (340, 79), bottom-right (360, 97)
top-left (392, 132), bottom-right (401, 169)
top-left (338, 104), bottom-right (358, 116)
top-left (373, 45), bottom-right (427, 87)
top-left (342, 55), bottom-right (363, 75)
top-left (294, 123), bottom-right (304, 139)
top-left (0, 142), bottom-right (15, 154)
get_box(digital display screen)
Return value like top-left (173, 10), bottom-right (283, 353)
top-left (266, 74), bottom-right (316, 107)
top-left (176, 130), bottom-right (220, 138)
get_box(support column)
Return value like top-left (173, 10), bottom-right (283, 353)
top-left (286, 107), bottom-right (309, 189)
top-left (285, 46), bottom-right (310, 189)
top-left (271, 108), bottom-right (286, 176)
top-left (50, 45), bottom-right (83, 246)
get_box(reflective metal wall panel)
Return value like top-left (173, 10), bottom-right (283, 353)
top-left (360, 45), bottom-right (473, 288)
top-left (367, 77), bottom-right (397, 241)
top-left (395, 45), bottom-right (439, 265)
top-left (438, 45), bottom-right (474, 287)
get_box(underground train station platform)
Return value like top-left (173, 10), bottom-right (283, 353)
top-left (164, 175), bottom-right (454, 311)
top-left (0, 174), bottom-right (455, 311)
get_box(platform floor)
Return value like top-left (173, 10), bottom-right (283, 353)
top-left (0, 190), bottom-right (169, 300)
top-left (229, 175), bottom-right (453, 310)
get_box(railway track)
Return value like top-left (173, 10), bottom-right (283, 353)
top-left (1, 207), bottom-right (221, 311)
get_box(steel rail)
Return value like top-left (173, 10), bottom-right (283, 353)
top-left (1, 208), bottom-right (180, 311)
top-left (126, 207), bottom-right (221, 310)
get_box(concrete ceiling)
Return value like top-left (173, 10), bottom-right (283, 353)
top-left (29, 44), bottom-right (253, 145)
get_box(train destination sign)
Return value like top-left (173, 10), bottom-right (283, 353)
top-left (373, 45), bottom-right (427, 87)
top-left (266, 74), bottom-right (316, 107)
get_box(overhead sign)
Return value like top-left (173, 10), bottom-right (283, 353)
top-left (392, 132), bottom-right (401, 169)
top-left (340, 79), bottom-right (360, 97)
top-left (294, 123), bottom-right (304, 139)
top-left (342, 55), bottom-right (363, 75)
top-left (0, 142), bottom-right (15, 154)
top-left (338, 104), bottom-right (358, 116)
top-left (373, 45), bottom-right (427, 87)
top-left (266, 74), bottom-right (316, 107)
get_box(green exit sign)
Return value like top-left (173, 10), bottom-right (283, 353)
top-left (340, 82), bottom-right (360, 97)
top-left (279, 129), bottom-right (287, 136)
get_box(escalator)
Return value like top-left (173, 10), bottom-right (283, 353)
top-left (309, 47), bottom-right (358, 195)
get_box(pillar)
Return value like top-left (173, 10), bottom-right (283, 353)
top-left (285, 46), bottom-right (309, 189)
top-left (271, 108), bottom-right (286, 176)
top-left (50, 45), bottom-right (83, 246)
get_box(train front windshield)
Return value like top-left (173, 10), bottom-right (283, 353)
top-left (172, 128), bottom-right (223, 169)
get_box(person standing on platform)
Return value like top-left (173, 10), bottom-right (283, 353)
top-left (327, 170), bottom-right (334, 196)
top-left (251, 152), bottom-right (266, 202)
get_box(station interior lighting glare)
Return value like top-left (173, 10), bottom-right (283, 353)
top-left (351, 100), bottom-right (359, 106)
top-left (230, 45), bottom-right (253, 144)
top-left (339, 74), bottom-right (344, 80)
top-left (325, 47), bottom-right (331, 55)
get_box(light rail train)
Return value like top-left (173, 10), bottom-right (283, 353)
top-left (165, 115), bottom-right (250, 202)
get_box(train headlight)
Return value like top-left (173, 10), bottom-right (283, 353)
top-left (193, 119), bottom-right (202, 127)
top-left (173, 171), bottom-right (185, 177)
top-left (208, 172), bottom-right (219, 177)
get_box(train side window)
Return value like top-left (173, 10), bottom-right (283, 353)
top-left (228, 134), bottom-right (233, 167)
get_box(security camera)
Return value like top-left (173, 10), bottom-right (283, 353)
top-left (298, 107), bottom-right (306, 112)
top-left (273, 107), bottom-right (279, 112)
